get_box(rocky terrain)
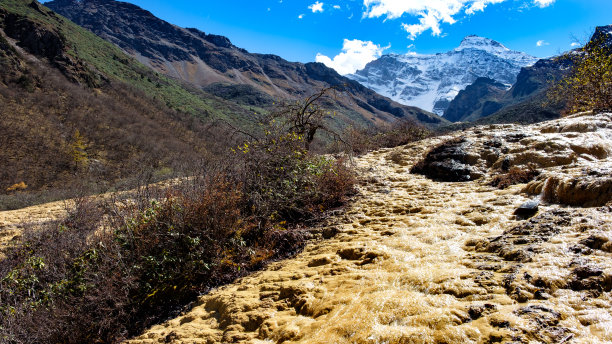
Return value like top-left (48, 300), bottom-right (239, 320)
top-left (45, 0), bottom-right (444, 128)
top-left (106, 112), bottom-right (612, 343)
top-left (348, 35), bottom-right (537, 116)
top-left (1, 113), bottom-right (610, 343)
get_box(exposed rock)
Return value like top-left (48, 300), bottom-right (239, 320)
top-left (514, 199), bottom-right (539, 219)
top-left (474, 210), bottom-right (571, 262)
top-left (444, 77), bottom-right (507, 122)
top-left (468, 303), bottom-right (496, 319)
top-left (0, 8), bottom-right (101, 86)
top-left (410, 138), bottom-right (477, 182)
top-left (568, 266), bottom-right (612, 294)
top-left (580, 233), bottom-right (610, 250)
top-left (542, 174), bottom-right (612, 207)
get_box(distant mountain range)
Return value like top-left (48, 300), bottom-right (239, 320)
top-left (46, 0), bottom-right (445, 128)
top-left (348, 35), bottom-right (538, 115)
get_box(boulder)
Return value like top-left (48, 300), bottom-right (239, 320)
top-left (411, 138), bottom-right (478, 182)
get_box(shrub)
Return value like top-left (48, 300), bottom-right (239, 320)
top-left (490, 165), bottom-right (540, 189)
top-left (550, 33), bottom-right (612, 114)
top-left (0, 103), bottom-right (356, 343)
top-left (346, 119), bottom-right (430, 154)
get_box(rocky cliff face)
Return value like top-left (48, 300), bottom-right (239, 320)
top-left (444, 77), bottom-right (507, 123)
top-left (46, 0), bottom-right (445, 128)
top-left (348, 35), bottom-right (538, 115)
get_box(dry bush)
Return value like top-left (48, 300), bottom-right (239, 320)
top-left (0, 58), bottom-right (224, 210)
top-left (346, 119), bottom-right (430, 154)
top-left (490, 165), bottom-right (540, 189)
top-left (0, 110), bottom-right (356, 343)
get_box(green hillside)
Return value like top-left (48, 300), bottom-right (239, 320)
top-left (0, 0), bottom-right (258, 209)
top-left (1, 0), bottom-right (253, 122)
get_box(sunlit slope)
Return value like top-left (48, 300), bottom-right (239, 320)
top-left (1, 0), bottom-right (253, 123)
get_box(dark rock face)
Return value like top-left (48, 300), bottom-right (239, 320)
top-left (0, 7), bottom-right (100, 86)
top-left (568, 265), bottom-right (612, 294)
top-left (444, 77), bottom-right (507, 122)
top-left (410, 138), bottom-right (477, 182)
top-left (45, 0), bottom-right (445, 128)
top-left (443, 56), bottom-right (570, 126)
top-left (472, 210), bottom-right (571, 263)
top-left (590, 24), bottom-right (612, 49)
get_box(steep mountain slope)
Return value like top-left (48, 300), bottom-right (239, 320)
top-left (444, 77), bottom-right (507, 122)
top-left (443, 56), bottom-right (570, 125)
top-left (348, 36), bottom-right (538, 115)
top-left (0, 0), bottom-right (244, 208)
top-left (46, 0), bottom-right (445, 128)
top-left (473, 57), bottom-right (570, 125)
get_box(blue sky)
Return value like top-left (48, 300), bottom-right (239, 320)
top-left (43, 0), bottom-right (612, 74)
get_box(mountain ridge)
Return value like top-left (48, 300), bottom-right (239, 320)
top-left (46, 0), bottom-right (446, 128)
top-left (444, 24), bottom-right (612, 126)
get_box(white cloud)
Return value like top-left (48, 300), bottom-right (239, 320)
top-left (533, 0), bottom-right (555, 8)
top-left (309, 1), bottom-right (324, 13)
top-left (316, 39), bottom-right (389, 75)
top-left (298, 13), bottom-right (305, 19)
top-left (362, 0), bottom-right (551, 40)
top-left (333, 5), bottom-right (341, 9)
top-left (465, 0), bottom-right (506, 15)
top-left (570, 42), bottom-right (580, 47)
top-left (536, 40), bottom-right (549, 47)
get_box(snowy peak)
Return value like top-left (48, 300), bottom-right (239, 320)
top-left (347, 36), bottom-right (538, 115)
top-left (456, 35), bottom-right (508, 53)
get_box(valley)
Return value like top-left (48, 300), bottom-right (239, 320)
top-left (1, 1), bottom-right (611, 343)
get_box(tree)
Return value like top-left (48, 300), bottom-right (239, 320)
top-left (70, 129), bottom-right (88, 169)
top-left (552, 33), bottom-right (612, 114)
top-left (267, 86), bottom-right (345, 150)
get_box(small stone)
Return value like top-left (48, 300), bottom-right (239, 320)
top-left (580, 234), bottom-right (609, 250)
top-left (534, 289), bottom-right (551, 300)
top-left (514, 199), bottom-right (539, 219)
top-left (573, 266), bottom-right (603, 279)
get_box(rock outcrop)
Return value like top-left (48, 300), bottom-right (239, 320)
top-left (444, 77), bottom-right (507, 123)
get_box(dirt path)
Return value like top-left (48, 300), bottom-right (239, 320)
top-left (128, 113), bottom-right (612, 343)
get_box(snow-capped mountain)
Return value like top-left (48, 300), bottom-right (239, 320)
top-left (348, 35), bottom-right (538, 115)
